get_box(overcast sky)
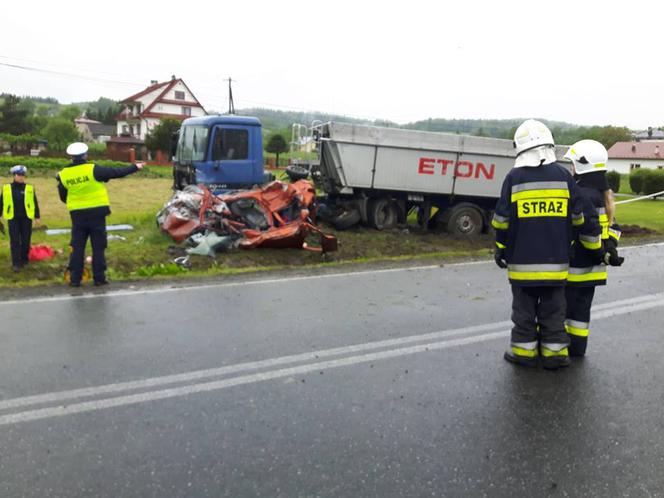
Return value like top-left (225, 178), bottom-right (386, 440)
top-left (1, 0), bottom-right (662, 129)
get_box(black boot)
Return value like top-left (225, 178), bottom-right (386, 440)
top-left (568, 335), bottom-right (587, 357)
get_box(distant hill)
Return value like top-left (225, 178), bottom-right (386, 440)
top-left (237, 108), bottom-right (579, 139)
top-left (403, 117), bottom-right (579, 139)
top-left (236, 107), bottom-right (380, 131)
top-left (1, 94), bottom-right (631, 148)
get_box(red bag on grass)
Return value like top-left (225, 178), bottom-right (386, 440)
top-left (29, 245), bottom-right (55, 262)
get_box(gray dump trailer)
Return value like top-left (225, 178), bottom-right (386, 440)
top-left (313, 122), bottom-right (567, 235)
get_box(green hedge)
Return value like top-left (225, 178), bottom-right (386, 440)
top-left (642, 169), bottom-right (664, 196)
top-left (0, 155), bottom-right (127, 171)
top-left (629, 169), bottom-right (648, 194)
top-left (628, 169), bottom-right (664, 196)
top-left (606, 171), bottom-right (620, 192)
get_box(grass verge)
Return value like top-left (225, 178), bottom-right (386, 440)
top-left (0, 177), bottom-right (661, 288)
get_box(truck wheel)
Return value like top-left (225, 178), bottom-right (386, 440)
top-left (330, 208), bottom-right (361, 230)
top-left (416, 207), bottom-right (427, 227)
top-left (446, 205), bottom-right (483, 237)
top-left (285, 165), bottom-right (309, 182)
top-left (368, 198), bottom-right (398, 230)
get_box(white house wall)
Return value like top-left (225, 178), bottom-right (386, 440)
top-left (151, 102), bottom-right (206, 116)
top-left (141, 118), bottom-right (162, 140)
top-left (164, 81), bottom-right (198, 102)
top-left (609, 158), bottom-right (664, 174)
top-left (136, 87), bottom-right (164, 113)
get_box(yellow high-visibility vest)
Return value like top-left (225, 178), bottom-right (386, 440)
top-left (2, 183), bottom-right (36, 220)
top-left (58, 164), bottom-right (109, 211)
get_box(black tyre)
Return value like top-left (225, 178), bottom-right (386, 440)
top-left (416, 206), bottom-right (427, 227)
top-left (446, 205), bottom-right (483, 237)
top-left (330, 208), bottom-right (361, 230)
top-left (368, 198), bottom-right (398, 230)
top-left (285, 165), bottom-right (310, 182)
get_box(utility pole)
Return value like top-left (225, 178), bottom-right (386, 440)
top-left (224, 77), bottom-right (236, 115)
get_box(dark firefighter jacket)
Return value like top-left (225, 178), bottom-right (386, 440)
top-left (568, 171), bottom-right (621, 287)
top-left (492, 161), bottom-right (603, 287)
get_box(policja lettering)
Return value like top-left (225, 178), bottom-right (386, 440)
top-left (518, 198), bottom-right (568, 217)
top-left (65, 175), bottom-right (91, 187)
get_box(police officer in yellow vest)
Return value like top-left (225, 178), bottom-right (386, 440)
top-left (1, 165), bottom-right (41, 272)
top-left (57, 142), bottom-right (142, 287)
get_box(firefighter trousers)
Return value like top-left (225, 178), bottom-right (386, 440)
top-left (511, 285), bottom-right (568, 345)
top-left (564, 286), bottom-right (596, 356)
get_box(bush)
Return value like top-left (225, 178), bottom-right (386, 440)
top-left (0, 155), bottom-right (127, 172)
top-left (641, 169), bottom-right (664, 196)
top-left (41, 118), bottom-right (80, 151)
top-left (145, 118), bottom-right (181, 155)
top-left (629, 169), bottom-right (648, 194)
top-left (606, 171), bottom-right (620, 192)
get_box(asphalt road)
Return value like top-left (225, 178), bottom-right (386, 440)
top-left (1, 243), bottom-right (663, 497)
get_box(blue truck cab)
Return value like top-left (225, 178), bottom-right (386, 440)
top-left (173, 115), bottom-right (269, 191)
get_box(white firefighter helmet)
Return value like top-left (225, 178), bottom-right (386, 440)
top-left (564, 139), bottom-right (608, 175)
top-left (66, 142), bottom-right (89, 157)
top-left (513, 120), bottom-right (557, 168)
top-left (513, 119), bottom-right (555, 156)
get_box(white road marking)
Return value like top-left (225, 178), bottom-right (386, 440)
top-left (0, 242), bottom-right (661, 307)
top-left (0, 264), bottom-right (444, 306)
top-left (3, 289), bottom-right (661, 413)
top-left (0, 319), bottom-right (513, 411)
top-left (1, 293), bottom-right (663, 426)
top-left (0, 330), bottom-right (509, 426)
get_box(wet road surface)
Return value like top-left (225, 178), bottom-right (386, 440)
top-left (1, 243), bottom-right (663, 497)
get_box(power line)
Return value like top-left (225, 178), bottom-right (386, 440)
top-left (0, 61), bottom-right (140, 88)
top-left (0, 58), bottom-right (403, 123)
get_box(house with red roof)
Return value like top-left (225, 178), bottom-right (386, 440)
top-left (116, 76), bottom-right (207, 140)
top-left (608, 141), bottom-right (664, 174)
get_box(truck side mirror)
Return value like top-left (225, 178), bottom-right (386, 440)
top-left (170, 131), bottom-right (179, 160)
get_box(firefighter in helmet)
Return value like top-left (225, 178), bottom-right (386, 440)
top-left (563, 140), bottom-right (624, 356)
top-left (492, 120), bottom-right (602, 370)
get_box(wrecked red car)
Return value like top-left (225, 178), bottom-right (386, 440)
top-left (157, 180), bottom-right (337, 256)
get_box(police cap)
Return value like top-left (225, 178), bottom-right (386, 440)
top-left (10, 165), bottom-right (27, 176)
top-left (66, 142), bottom-right (89, 156)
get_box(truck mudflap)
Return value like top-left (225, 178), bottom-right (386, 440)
top-left (157, 180), bottom-right (337, 254)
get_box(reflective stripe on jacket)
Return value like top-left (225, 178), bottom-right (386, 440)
top-left (568, 179), bottom-right (620, 287)
top-left (493, 162), bottom-right (602, 286)
top-left (58, 164), bottom-right (110, 212)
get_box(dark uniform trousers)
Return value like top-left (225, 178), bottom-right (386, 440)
top-left (8, 217), bottom-right (32, 267)
top-left (69, 216), bottom-right (107, 284)
top-left (565, 286), bottom-right (595, 355)
top-left (511, 286), bottom-right (568, 344)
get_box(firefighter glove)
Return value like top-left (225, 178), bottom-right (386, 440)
top-left (494, 248), bottom-right (507, 269)
top-left (603, 247), bottom-right (624, 267)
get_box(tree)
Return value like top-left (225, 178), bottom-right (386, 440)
top-left (265, 133), bottom-right (288, 166)
top-left (42, 118), bottom-right (80, 150)
top-left (58, 105), bottom-right (81, 121)
top-left (0, 94), bottom-right (31, 135)
top-left (145, 118), bottom-right (181, 155)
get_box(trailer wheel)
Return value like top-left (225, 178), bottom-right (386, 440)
top-left (285, 165), bottom-right (310, 182)
top-left (446, 205), bottom-right (483, 237)
top-left (368, 198), bottom-right (398, 230)
top-left (416, 207), bottom-right (427, 227)
top-left (330, 208), bottom-right (361, 230)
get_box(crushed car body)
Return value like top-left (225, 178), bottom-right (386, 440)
top-left (157, 180), bottom-right (337, 256)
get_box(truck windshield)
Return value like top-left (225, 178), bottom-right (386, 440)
top-left (176, 125), bottom-right (209, 162)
